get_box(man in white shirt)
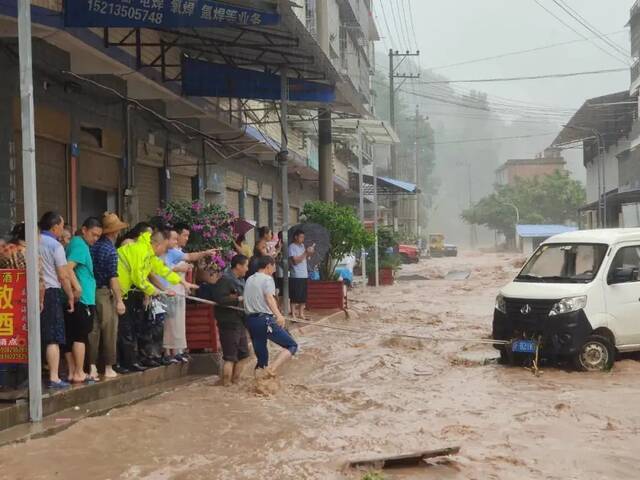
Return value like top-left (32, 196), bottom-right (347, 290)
top-left (288, 229), bottom-right (315, 320)
top-left (244, 256), bottom-right (298, 378)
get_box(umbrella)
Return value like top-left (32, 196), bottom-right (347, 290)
top-left (288, 223), bottom-right (330, 272)
top-left (233, 218), bottom-right (256, 237)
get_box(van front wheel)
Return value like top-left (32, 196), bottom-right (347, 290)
top-left (573, 335), bottom-right (615, 372)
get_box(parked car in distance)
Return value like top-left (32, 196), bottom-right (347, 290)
top-left (493, 228), bottom-right (640, 372)
top-left (444, 244), bottom-right (458, 257)
top-left (398, 244), bottom-right (421, 264)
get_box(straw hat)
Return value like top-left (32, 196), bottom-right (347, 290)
top-left (101, 212), bottom-right (128, 234)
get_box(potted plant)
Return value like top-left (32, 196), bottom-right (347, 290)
top-left (301, 201), bottom-right (374, 310)
top-left (367, 226), bottom-right (401, 286)
top-left (157, 200), bottom-right (236, 351)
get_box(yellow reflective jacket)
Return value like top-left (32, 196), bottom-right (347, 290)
top-left (117, 232), bottom-right (181, 296)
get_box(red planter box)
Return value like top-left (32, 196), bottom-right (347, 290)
top-left (307, 280), bottom-right (346, 311)
top-left (368, 267), bottom-right (394, 286)
top-left (186, 303), bottom-right (220, 352)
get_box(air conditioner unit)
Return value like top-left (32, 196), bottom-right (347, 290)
top-left (205, 165), bottom-right (226, 193)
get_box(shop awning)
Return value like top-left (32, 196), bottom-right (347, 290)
top-left (553, 91), bottom-right (636, 148)
top-left (349, 173), bottom-right (418, 196)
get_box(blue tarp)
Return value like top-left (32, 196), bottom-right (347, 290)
top-left (182, 58), bottom-right (336, 102)
top-left (516, 224), bottom-right (578, 238)
top-left (64, 0), bottom-right (280, 28)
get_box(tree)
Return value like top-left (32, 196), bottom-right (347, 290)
top-left (461, 171), bottom-right (586, 240)
top-left (302, 201), bottom-right (374, 280)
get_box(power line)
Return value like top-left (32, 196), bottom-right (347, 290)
top-left (427, 132), bottom-right (557, 146)
top-left (398, 0), bottom-right (416, 52)
top-left (405, 0), bottom-right (420, 53)
top-left (428, 30), bottom-right (627, 70)
top-left (416, 67), bottom-right (627, 84)
top-left (532, 0), bottom-right (629, 65)
top-left (390, 0), bottom-right (410, 48)
top-left (552, 0), bottom-right (629, 59)
top-left (377, 0), bottom-right (398, 50)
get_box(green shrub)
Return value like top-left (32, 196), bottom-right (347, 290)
top-left (301, 201), bottom-right (374, 280)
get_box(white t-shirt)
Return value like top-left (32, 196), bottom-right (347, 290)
top-left (244, 272), bottom-right (276, 315)
top-left (288, 242), bottom-right (308, 279)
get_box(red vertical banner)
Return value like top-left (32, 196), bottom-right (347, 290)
top-left (0, 269), bottom-right (28, 364)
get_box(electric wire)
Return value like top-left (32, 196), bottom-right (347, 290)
top-left (532, 0), bottom-right (629, 65)
top-left (429, 29), bottom-right (627, 70)
top-left (378, 0), bottom-right (399, 50)
top-left (416, 67), bottom-right (627, 84)
top-left (552, 0), bottom-right (629, 59)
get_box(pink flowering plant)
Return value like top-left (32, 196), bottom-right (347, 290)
top-left (159, 200), bottom-right (236, 272)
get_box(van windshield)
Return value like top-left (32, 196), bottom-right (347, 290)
top-left (516, 243), bottom-right (608, 284)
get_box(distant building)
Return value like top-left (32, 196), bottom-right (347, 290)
top-left (516, 224), bottom-right (578, 255)
top-left (496, 148), bottom-right (566, 186)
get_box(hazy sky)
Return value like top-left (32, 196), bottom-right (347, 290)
top-left (376, 0), bottom-right (633, 111)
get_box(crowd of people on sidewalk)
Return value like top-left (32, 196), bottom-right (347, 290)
top-left (0, 211), bottom-right (317, 390)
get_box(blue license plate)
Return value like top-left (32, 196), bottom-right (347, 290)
top-left (512, 340), bottom-right (537, 354)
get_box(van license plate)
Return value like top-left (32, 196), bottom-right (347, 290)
top-left (512, 340), bottom-right (537, 354)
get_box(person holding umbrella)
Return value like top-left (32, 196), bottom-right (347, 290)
top-left (288, 229), bottom-right (315, 320)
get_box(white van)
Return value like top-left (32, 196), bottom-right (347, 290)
top-left (493, 228), bottom-right (640, 372)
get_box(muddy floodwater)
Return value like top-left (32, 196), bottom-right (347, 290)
top-left (2, 253), bottom-right (640, 479)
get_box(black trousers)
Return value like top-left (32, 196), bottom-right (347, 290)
top-left (117, 292), bottom-right (145, 368)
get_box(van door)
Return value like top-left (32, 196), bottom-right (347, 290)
top-left (605, 244), bottom-right (640, 347)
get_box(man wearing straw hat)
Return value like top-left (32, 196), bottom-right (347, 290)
top-left (88, 212), bottom-right (128, 379)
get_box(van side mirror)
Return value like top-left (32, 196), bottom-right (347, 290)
top-left (609, 267), bottom-right (638, 284)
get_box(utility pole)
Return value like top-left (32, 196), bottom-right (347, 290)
top-left (413, 105), bottom-right (421, 236)
top-left (279, 67), bottom-right (290, 315)
top-left (467, 161), bottom-right (478, 248)
top-left (18, 0), bottom-right (43, 422)
top-left (389, 49), bottom-right (419, 230)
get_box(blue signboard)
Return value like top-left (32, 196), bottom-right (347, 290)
top-left (182, 58), bottom-right (336, 103)
top-left (64, 0), bottom-right (280, 28)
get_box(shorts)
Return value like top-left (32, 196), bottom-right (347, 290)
top-left (41, 288), bottom-right (65, 346)
top-left (218, 323), bottom-right (250, 363)
top-left (275, 277), bottom-right (283, 296)
top-left (64, 303), bottom-right (95, 351)
top-left (289, 277), bottom-right (308, 304)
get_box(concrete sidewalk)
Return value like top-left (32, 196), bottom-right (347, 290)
top-left (0, 353), bottom-right (220, 443)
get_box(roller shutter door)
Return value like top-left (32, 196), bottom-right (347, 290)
top-left (289, 207), bottom-right (300, 225)
top-left (226, 188), bottom-right (240, 217)
top-left (245, 194), bottom-right (257, 247)
top-left (79, 150), bottom-right (120, 192)
top-left (259, 199), bottom-right (271, 230)
top-left (171, 173), bottom-right (193, 202)
top-left (15, 136), bottom-right (68, 221)
top-left (137, 165), bottom-right (161, 220)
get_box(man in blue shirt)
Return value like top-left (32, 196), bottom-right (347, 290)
top-left (88, 212), bottom-right (128, 379)
top-left (162, 224), bottom-right (217, 363)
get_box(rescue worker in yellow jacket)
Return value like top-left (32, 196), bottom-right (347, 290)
top-left (116, 229), bottom-right (191, 372)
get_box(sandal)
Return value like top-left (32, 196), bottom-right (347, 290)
top-left (47, 380), bottom-right (71, 389)
top-left (71, 375), bottom-right (97, 385)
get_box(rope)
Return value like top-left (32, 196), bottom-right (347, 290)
top-left (162, 293), bottom-right (511, 347)
top-left (289, 319), bottom-right (511, 346)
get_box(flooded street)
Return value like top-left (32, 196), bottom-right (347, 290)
top-left (2, 253), bottom-right (640, 479)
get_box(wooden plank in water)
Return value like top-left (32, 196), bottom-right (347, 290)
top-left (348, 446), bottom-right (461, 469)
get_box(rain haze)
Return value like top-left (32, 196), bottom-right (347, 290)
top-left (374, 0), bottom-right (636, 246)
